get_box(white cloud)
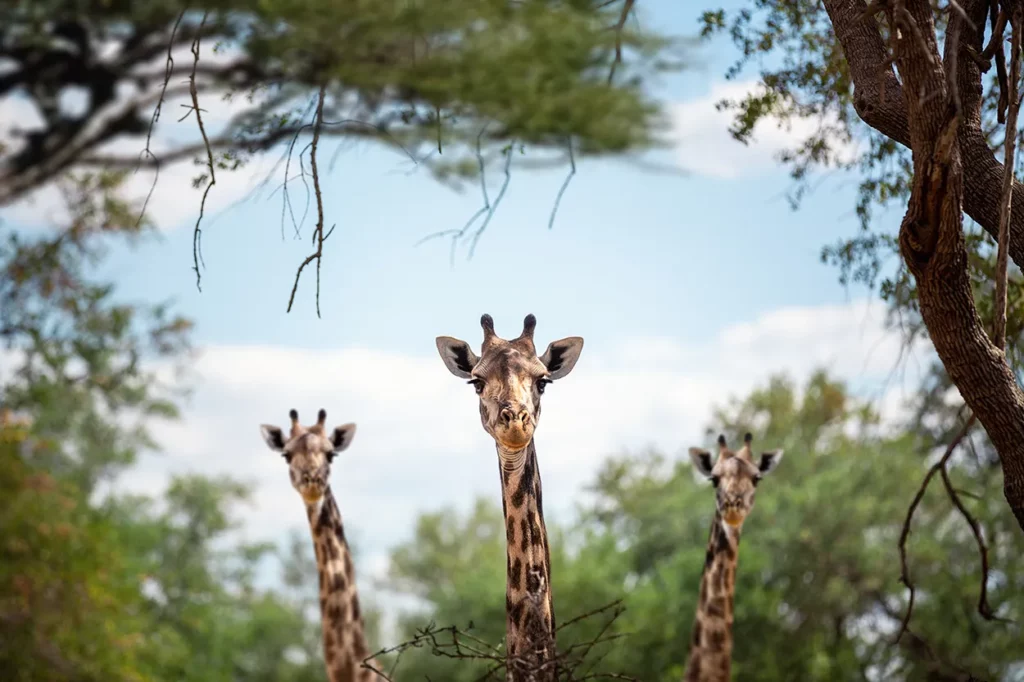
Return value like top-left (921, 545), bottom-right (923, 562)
top-left (669, 80), bottom-right (857, 179)
top-left (67, 295), bottom-right (933, 642)
top-left (119, 298), bottom-right (931, 573)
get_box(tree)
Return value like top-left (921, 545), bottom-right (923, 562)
top-left (383, 372), bottom-right (1024, 682)
top-left (0, 0), bottom-right (674, 299)
top-left (0, 170), bottom-right (374, 682)
top-left (698, 0), bottom-right (1024, 532)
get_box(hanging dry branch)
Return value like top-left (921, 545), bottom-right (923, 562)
top-left (286, 84), bottom-right (332, 317)
top-left (186, 11), bottom-right (215, 292)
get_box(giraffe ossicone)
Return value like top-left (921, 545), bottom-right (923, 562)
top-left (259, 409), bottom-right (378, 682)
top-left (436, 314), bottom-right (583, 682)
top-left (682, 432), bottom-right (783, 682)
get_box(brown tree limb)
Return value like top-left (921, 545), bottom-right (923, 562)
top-left (876, 0), bottom-right (1024, 536)
top-left (822, 0), bottom-right (1024, 273)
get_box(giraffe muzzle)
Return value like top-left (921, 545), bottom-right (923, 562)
top-left (722, 507), bottom-right (745, 527)
top-left (296, 473), bottom-right (327, 501)
top-left (500, 407), bottom-right (531, 427)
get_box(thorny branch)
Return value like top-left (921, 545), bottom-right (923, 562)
top-left (359, 600), bottom-right (637, 682)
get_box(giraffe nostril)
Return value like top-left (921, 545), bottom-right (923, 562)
top-left (517, 410), bottom-right (529, 423)
top-left (500, 408), bottom-right (516, 425)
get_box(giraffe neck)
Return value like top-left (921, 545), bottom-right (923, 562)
top-left (682, 511), bottom-right (740, 682)
top-left (498, 439), bottom-right (557, 682)
top-left (306, 487), bottom-right (377, 682)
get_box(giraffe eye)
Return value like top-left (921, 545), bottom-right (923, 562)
top-left (710, 475), bottom-right (721, 488)
top-left (282, 451), bottom-right (293, 464)
top-left (468, 379), bottom-right (484, 395)
top-left (536, 379), bottom-right (551, 395)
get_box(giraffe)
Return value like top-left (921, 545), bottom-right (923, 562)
top-left (436, 314), bottom-right (583, 682)
top-left (682, 432), bottom-right (783, 682)
top-left (259, 408), bottom-right (379, 682)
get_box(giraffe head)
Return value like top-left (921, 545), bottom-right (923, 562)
top-left (259, 409), bottom-right (356, 504)
top-left (436, 314), bottom-right (583, 457)
top-left (689, 432), bottom-right (783, 529)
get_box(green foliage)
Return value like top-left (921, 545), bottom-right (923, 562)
top-left (0, 172), bottom-right (375, 682)
top-left (0, 424), bottom-right (150, 682)
top-left (1, 1), bottom-right (679, 202)
top-left (385, 372), bottom-right (1024, 682)
top-left (0, 172), bottom-right (192, 493)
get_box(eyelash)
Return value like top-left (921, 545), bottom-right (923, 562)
top-left (467, 379), bottom-right (552, 395)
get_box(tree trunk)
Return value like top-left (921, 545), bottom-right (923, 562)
top-left (888, 0), bottom-right (1024, 532)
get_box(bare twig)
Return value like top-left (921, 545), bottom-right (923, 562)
top-left (186, 12), bottom-right (215, 292)
top-left (360, 601), bottom-right (636, 682)
top-left (938, 460), bottom-right (999, 620)
top-left (467, 143), bottom-right (514, 259)
top-left (414, 127), bottom-right (515, 265)
top-left (894, 413), bottom-right (976, 644)
top-left (286, 84), bottom-right (332, 317)
top-left (548, 138), bottom-right (576, 230)
top-left (134, 9), bottom-right (186, 231)
top-left (994, 2), bottom-right (1022, 350)
top-left (608, 0), bottom-right (637, 84)
top-left (995, 2), bottom-right (1011, 122)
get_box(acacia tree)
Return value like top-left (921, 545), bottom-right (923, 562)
top-left (0, 0), bottom-right (671, 303)
top-left (700, 0), bottom-right (1024, 531)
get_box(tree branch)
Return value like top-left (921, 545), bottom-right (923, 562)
top-left (186, 12), bottom-right (214, 292)
top-left (822, 0), bottom-right (1024, 273)
top-left (360, 601), bottom-right (636, 682)
top-left (286, 85), bottom-right (332, 317)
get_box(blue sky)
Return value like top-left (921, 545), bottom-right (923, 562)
top-left (2, 0), bottom-right (925, 628)
top-left (84, 0), bottom-right (891, 355)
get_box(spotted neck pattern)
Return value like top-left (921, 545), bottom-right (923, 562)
top-left (682, 512), bottom-right (740, 682)
top-left (306, 488), bottom-right (378, 682)
top-left (499, 440), bottom-right (557, 682)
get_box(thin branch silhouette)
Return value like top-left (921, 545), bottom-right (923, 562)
top-left (360, 600), bottom-right (637, 682)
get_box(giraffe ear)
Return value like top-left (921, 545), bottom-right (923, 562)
top-left (436, 336), bottom-right (480, 379)
top-left (688, 447), bottom-right (715, 477)
top-left (540, 336), bottom-right (583, 380)
top-left (329, 423), bottom-right (357, 453)
top-left (260, 425), bottom-right (285, 452)
top-left (757, 449), bottom-right (783, 476)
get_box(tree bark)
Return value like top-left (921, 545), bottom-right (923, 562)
top-left (884, 0), bottom-right (1024, 531)
top-left (823, 0), bottom-right (1024, 272)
